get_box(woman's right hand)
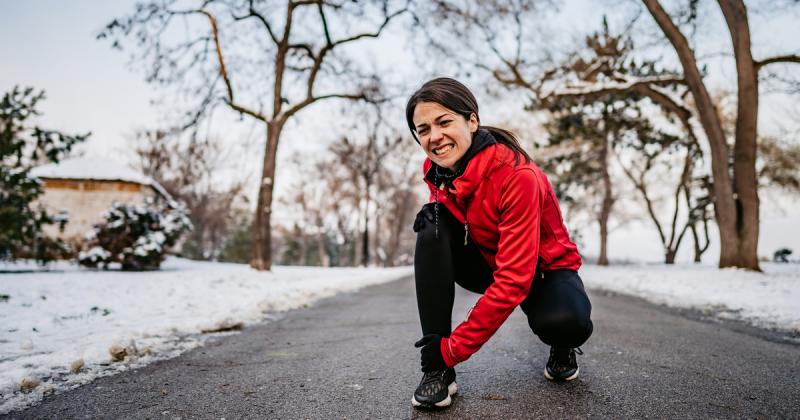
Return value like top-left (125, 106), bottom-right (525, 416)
top-left (413, 203), bottom-right (437, 233)
top-left (415, 333), bottom-right (446, 372)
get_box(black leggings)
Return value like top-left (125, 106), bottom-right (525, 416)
top-left (414, 203), bottom-right (593, 349)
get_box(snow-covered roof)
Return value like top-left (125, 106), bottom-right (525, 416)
top-left (31, 156), bottom-right (174, 203)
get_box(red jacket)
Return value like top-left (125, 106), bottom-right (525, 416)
top-left (422, 142), bottom-right (582, 367)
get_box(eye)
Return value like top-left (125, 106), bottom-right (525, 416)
top-left (440, 120), bottom-right (452, 126)
top-left (417, 127), bottom-right (429, 136)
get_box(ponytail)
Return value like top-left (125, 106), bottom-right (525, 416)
top-left (480, 125), bottom-right (532, 166)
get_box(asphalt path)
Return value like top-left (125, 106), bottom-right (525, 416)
top-left (6, 275), bottom-right (800, 419)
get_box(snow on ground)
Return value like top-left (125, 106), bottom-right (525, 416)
top-left (2, 257), bottom-right (798, 414)
top-left (581, 262), bottom-right (800, 335)
top-left (0, 258), bottom-right (412, 414)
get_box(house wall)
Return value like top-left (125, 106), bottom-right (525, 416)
top-left (35, 179), bottom-right (161, 242)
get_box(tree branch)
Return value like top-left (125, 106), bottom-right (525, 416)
top-left (283, 92), bottom-right (368, 121)
top-left (281, 3), bottom-right (406, 121)
top-left (317, 2), bottom-right (333, 46)
top-left (231, 0), bottom-right (280, 46)
top-left (200, 9), bottom-right (267, 122)
top-left (288, 43), bottom-right (315, 61)
top-left (614, 150), bottom-right (667, 247)
top-left (545, 74), bottom-right (686, 99)
top-left (292, 0), bottom-right (324, 6)
top-left (330, 6), bottom-right (408, 47)
top-left (755, 54), bottom-right (800, 71)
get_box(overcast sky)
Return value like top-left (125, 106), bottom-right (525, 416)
top-left (2, 0), bottom-right (798, 262)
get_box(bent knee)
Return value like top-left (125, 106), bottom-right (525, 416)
top-left (413, 203), bottom-right (459, 239)
top-left (531, 311), bottom-right (591, 332)
top-left (529, 312), bottom-right (593, 348)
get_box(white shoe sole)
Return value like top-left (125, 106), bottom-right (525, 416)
top-left (544, 367), bottom-right (579, 381)
top-left (411, 381), bottom-right (458, 408)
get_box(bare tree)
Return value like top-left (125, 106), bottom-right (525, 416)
top-left (614, 121), bottom-right (710, 264)
top-left (275, 127), bottom-right (419, 268)
top-left (373, 135), bottom-right (422, 266)
top-left (541, 22), bottom-right (719, 264)
top-left (527, 21), bottom-right (689, 265)
top-left (329, 132), bottom-right (403, 266)
top-left (277, 149), bottom-right (358, 266)
top-left (564, 0), bottom-right (799, 270)
top-left (427, 0), bottom-right (798, 270)
top-left (101, 0), bottom-right (409, 270)
top-left (279, 153), bottom-right (347, 267)
top-left (132, 130), bottom-right (248, 260)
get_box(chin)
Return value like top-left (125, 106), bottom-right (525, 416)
top-left (430, 152), bottom-right (460, 170)
top-left (434, 159), bottom-right (453, 170)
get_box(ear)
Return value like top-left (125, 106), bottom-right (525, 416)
top-left (468, 113), bottom-right (479, 133)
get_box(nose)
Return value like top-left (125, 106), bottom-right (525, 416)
top-left (430, 125), bottom-right (444, 144)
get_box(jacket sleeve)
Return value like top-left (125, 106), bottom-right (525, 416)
top-left (440, 168), bottom-right (542, 367)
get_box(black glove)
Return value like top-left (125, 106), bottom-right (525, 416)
top-left (413, 203), bottom-right (436, 233)
top-left (414, 333), bottom-right (446, 372)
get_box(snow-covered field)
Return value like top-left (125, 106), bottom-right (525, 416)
top-left (0, 258), bottom-right (412, 414)
top-left (581, 262), bottom-right (800, 335)
top-left (2, 258), bottom-right (798, 414)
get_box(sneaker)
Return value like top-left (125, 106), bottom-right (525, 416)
top-left (544, 347), bottom-right (583, 381)
top-left (411, 368), bottom-right (458, 408)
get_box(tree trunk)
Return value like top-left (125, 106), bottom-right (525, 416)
top-left (642, 0), bottom-right (742, 269)
top-left (684, 180), bottom-right (710, 263)
top-left (665, 249), bottom-right (677, 264)
top-left (719, 0), bottom-right (761, 271)
top-left (251, 121), bottom-right (283, 271)
top-left (374, 206), bottom-right (382, 267)
top-left (597, 133), bottom-right (613, 266)
top-left (362, 176), bottom-right (370, 267)
top-left (689, 223), bottom-right (702, 262)
top-left (315, 215), bottom-right (330, 267)
top-left (598, 215), bottom-right (609, 266)
top-left (350, 238), bottom-right (358, 267)
top-left (317, 233), bottom-right (330, 267)
top-left (299, 225), bottom-right (308, 266)
top-left (384, 190), bottom-right (411, 267)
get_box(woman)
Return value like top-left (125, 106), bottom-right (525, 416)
top-left (407, 78), bottom-right (593, 409)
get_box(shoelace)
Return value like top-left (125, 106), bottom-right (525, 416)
top-left (421, 370), bottom-right (446, 386)
top-left (417, 370), bottom-right (447, 397)
top-left (552, 347), bottom-right (583, 366)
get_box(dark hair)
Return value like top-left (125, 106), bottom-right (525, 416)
top-left (405, 77), bottom-right (532, 165)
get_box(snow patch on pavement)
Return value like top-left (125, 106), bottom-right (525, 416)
top-left (581, 262), bottom-right (800, 334)
top-left (0, 258), bottom-right (412, 414)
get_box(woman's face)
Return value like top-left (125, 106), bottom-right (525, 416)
top-left (412, 101), bottom-right (478, 170)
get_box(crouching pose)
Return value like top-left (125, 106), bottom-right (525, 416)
top-left (407, 78), bottom-right (593, 408)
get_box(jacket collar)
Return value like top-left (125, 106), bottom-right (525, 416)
top-left (424, 129), bottom-right (497, 199)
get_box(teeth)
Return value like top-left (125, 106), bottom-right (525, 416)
top-left (434, 144), bottom-right (454, 156)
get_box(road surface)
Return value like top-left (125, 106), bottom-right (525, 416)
top-left (7, 275), bottom-right (800, 419)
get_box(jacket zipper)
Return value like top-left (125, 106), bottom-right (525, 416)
top-left (463, 197), bottom-right (470, 246)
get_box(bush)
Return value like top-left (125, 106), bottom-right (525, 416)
top-left (0, 86), bottom-right (87, 264)
top-left (773, 248), bottom-right (793, 263)
top-left (79, 200), bottom-right (191, 270)
top-left (218, 219), bottom-right (253, 264)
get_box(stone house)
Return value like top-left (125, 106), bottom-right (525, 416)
top-left (30, 156), bottom-right (174, 244)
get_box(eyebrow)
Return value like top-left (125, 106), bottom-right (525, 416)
top-left (415, 113), bottom-right (451, 131)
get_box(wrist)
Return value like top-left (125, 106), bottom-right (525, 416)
top-left (439, 336), bottom-right (457, 368)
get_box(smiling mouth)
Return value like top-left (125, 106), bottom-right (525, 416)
top-left (432, 144), bottom-right (454, 156)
